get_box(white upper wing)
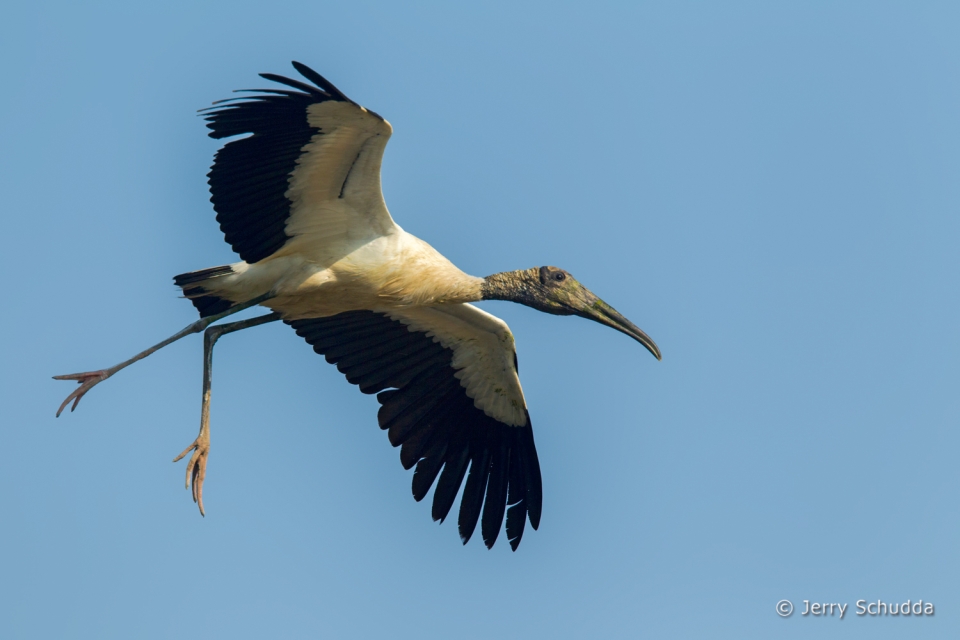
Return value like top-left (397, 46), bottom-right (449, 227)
top-left (282, 101), bottom-right (397, 263)
top-left (385, 304), bottom-right (528, 427)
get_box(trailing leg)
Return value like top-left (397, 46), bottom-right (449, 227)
top-left (173, 312), bottom-right (281, 515)
top-left (53, 293), bottom-right (273, 416)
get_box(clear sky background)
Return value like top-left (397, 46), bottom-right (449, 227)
top-left (2, 2), bottom-right (958, 638)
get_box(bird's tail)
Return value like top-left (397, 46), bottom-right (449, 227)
top-left (173, 265), bottom-right (237, 318)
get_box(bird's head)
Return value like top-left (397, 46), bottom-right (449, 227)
top-left (483, 266), bottom-right (662, 360)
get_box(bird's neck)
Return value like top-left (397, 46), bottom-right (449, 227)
top-left (480, 268), bottom-right (542, 306)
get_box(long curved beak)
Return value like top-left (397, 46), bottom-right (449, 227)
top-left (576, 293), bottom-right (662, 360)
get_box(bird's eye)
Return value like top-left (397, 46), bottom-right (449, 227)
top-left (554, 272), bottom-right (565, 282)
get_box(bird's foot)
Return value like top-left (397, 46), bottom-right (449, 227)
top-left (53, 369), bottom-right (113, 417)
top-left (173, 432), bottom-right (210, 516)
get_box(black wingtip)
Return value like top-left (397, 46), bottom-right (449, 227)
top-left (291, 61), bottom-right (352, 103)
top-left (258, 72), bottom-right (328, 98)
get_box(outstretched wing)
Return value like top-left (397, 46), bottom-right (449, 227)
top-left (202, 61), bottom-right (396, 264)
top-left (287, 304), bottom-right (543, 550)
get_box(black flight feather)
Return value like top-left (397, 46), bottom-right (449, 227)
top-left (258, 72), bottom-right (329, 98)
top-left (411, 439), bottom-right (448, 502)
top-left (432, 442), bottom-right (471, 523)
top-left (481, 439), bottom-right (510, 548)
top-left (458, 448), bottom-right (491, 545)
top-left (292, 61), bottom-right (353, 102)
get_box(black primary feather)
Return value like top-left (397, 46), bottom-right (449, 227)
top-left (458, 447), bottom-right (491, 544)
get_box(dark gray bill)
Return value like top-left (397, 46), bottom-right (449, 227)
top-left (577, 295), bottom-right (661, 360)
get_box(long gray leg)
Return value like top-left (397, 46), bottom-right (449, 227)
top-left (173, 312), bottom-right (281, 515)
top-left (53, 293), bottom-right (274, 416)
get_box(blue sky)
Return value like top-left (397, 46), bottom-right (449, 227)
top-left (2, 2), bottom-right (958, 638)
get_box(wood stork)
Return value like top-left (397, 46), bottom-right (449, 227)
top-left (54, 62), bottom-right (661, 550)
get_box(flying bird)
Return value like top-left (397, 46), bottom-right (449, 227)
top-left (54, 62), bottom-right (661, 551)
